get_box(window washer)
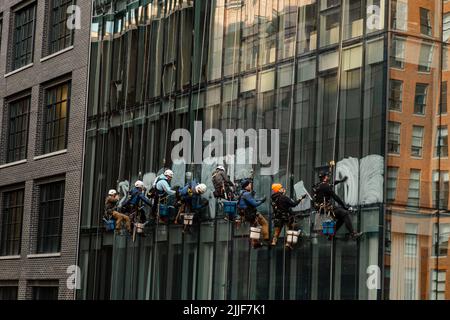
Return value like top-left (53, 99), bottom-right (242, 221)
top-left (212, 165), bottom-right (235, 200)
top-left (122, 180), bottom-right (153, 226)
top-left (175, 182), bottom-right (208, 232)
top-left (237, 179), bottom-right (269, 248)
top-left (104, 189), bottom-right (132, 234)
top-left (270, 183), bottom-right (307, 248)
top-left (152, 169), bottom-right (177, 224)
top-left (312, 171), bottom-right (363, 240)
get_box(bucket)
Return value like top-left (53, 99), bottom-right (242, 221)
top-left (135, 223), bottom-right (145, 233)
top-left (183, 214), bottom-right (194, 225)
top-left (104, 219), bottom-right (115, 231)
top-left (223, 200), bottom-right (237, 217)
top-left (250, 226), bottom-right (262, 240)
top-left (286, 230), bottom-right (300, 245)
top-left (322, 220), bottom-right (336, 235)
top-left (159, 204), bottom-right (169, 217)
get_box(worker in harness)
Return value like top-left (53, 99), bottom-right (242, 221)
top-left (122, 180), bottom-right (153, 226)
top-left (270, 183), bottom-right (307, 248)
top-left (151, 169), bottom-right (177, 224)
top-left (104, 189), bottom-right (132, 234)
top-left (237, 179), bottom-right (269, 248)
top-left (212, 165), bottom-right (235, 200)
top-left (312, 171), bottom-right (363, 240)
top-left (175, 181), bottom-right (208, 232)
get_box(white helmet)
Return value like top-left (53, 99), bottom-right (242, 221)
top-left (216, 165), bottom-right (225, 171)
top-left (108, 189), bottom-right (117, 196)
top-left (195, 183), bottom-right (207, 194)
top-left (134, 180), bottom-right (145, 188)
top-left (164, 169), bottom-right (174, 178)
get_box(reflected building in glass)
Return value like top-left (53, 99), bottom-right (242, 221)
top-left (77, 0), bottom-right (450, 300)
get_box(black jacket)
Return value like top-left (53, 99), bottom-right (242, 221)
top-left (271, 192), bottom-right (301, 219)
top-left (312, 180), bottom-right (347, 209)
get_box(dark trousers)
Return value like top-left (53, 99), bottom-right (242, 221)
top-left (333, 207), bottom-right (354, 234)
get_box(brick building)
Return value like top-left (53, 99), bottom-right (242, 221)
top-left (0, 0), bottom-right (90, 300)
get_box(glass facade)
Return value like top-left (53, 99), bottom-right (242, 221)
top-left (77, 0), bottom-right (450, 300)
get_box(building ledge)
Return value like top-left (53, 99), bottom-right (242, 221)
top-left (0, 255), bottom-right (21, 260)
top-left (27, 253), bottom-right (61, 259)
top-left (4, 63), bottom-right (34, 78)
top-left (0, 159), bottom-right (27, 169)
top-left (40, 46), bottom-right (74, 63)
top-left (34, 149), bottom-right (67, 161)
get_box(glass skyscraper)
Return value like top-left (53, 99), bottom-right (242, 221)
top-left (77, 0), bottom-right (450, 300)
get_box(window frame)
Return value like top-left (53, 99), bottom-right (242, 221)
top-left (0, 188), bottom-right (25, 256)
top-left (11, 2), bottom-right (37, 71)
top-left (47, 0), bottom-right (76, 55)
top-left (6, 96), bottom-right (31, 164)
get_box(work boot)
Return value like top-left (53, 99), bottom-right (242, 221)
top-left (350, 231), bottom-right (363, 240)
top-left (271, 237), bottom-right (278, 246)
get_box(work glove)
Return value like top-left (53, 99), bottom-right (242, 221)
top-left (342, 176), bottom-right (348, 183)
top-left (261, 196), bottom-right (267, 203)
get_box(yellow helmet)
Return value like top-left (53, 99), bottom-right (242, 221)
top-left (272, 183), bottom-right (283, 193)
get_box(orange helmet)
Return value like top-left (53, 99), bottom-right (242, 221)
top-left (272, 183), bottom-right (283, 193)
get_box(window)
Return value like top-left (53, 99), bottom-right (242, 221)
top-left (405, 224), bottom-right (418, 257)
top-left (12, 3), bottom-right (36, 70)
top-left (37, 181), bottom-right (65, 254)
top-left (414, 84), bottom-right (428, 115)
top-left (320, 8), bottom-right (340, 47)
top-left (440, 82), bottom-right (447, 114)
top-left (0, 286), bottom-right (18, 300)
top-left (404, 268), bottom-right (417, 300)
top-left (431, 270), bottom-right (446, 300)
top-left (433, 224), bottom-right (450, 257)
top-left (0, 189), bottom-right (24, 256)
top-left (435, 126), bottom-right (448, 157)
top-left (388, 121), bottom-right (401, 154)
top-left (32, 286), bottom-right (58, 300)
top-left (407, 169), bottom-right (421, 207)
top-left (343, 0), bottom-right (363, 40)
top-left (418, 42), bottom-right (433, 72)
top-left (389, 79), bottom-right (402, 111)
top-left (385, 219), bottom-right (392, 254)
top-left (411, 126), bottom-right (424, 157)
top-left (48, 0), bottom-right (75, 55)
top-left (386, 167), bottom-right (399, 202)
top-left (391, 36), bottom-right (405, 69)
top-left (444, 13), bottom-right (450, 42)
top-left (391, 0), bottom-right (407, 31)
top-left (419, 8), bottom-right (432, 36)
top-left (6, 97), bottom-right (30, 163)
top-left (432, 171), bottom-right (449, 209)
top-left (43, 82), bottom-right (71, 154)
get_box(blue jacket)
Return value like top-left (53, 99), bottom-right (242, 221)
top-left (155, 174), bottom-right (176, 196)
top-left (127, 187), bottom-right (152, 207)
top-left (238, 190), bottom-right (264, 209)
top-left (179, 181), bottom-right (207, 210)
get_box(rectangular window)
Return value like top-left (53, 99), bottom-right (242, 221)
top-left (431, 270), bottom-right (446, 300)
top-left (48, 0), bottom-right (75, 55)
top-left (405, 224), bottom-right (418, 257)
top-left (391, 36), bottom-right (405, 69)
top-left (0, 286), bottom-right (18, 300)
top-left (435, 126), bottom-right (449, 157)
top-left (391, 0), bottom-right (407, 31)
top-left (388, 121), bottom-right (401, 154)
top-left (414, 83), bottom-right (428, 115)
top-left (418, 42), bottom-right (433, 72)
top-left (386, 167), bottom-right (399, 202)
top-left (432, 171), bottom-right (449, 209)
top-left (433, 224), bottom-right (450, 257)
top-left (407, 169), bottom-right (421, 207)
top-left (32, 286), bottom-right (58, 300)
top-left (444, 13), bottom-right (450, 42)
top-left (411, 126), bottom-right (424, 157)
top-left (12, 3), bottom-right (36, 70)
top-left (405, 268), bottom-right (417, 300)
top-left (385, 219), bottom-right (392, 254)
top-left (343, 0), bottom-right (363, 40)
top-left (6, 97), bottom-right (30, 163)
top-left (389, 79), bottom-right (403, 111)
top-left (419, 8), bottom-right (432, 36)
top-left (320, 7), bottom-right (340, 47)
top-left (0, 189), bottom-right (24, 256)
top-left (37, 181), bottom-right (65, 254)
top-left (43, 82), bottom-right (71, 154)
top-left (440, 82), bottom-right (447, 114)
